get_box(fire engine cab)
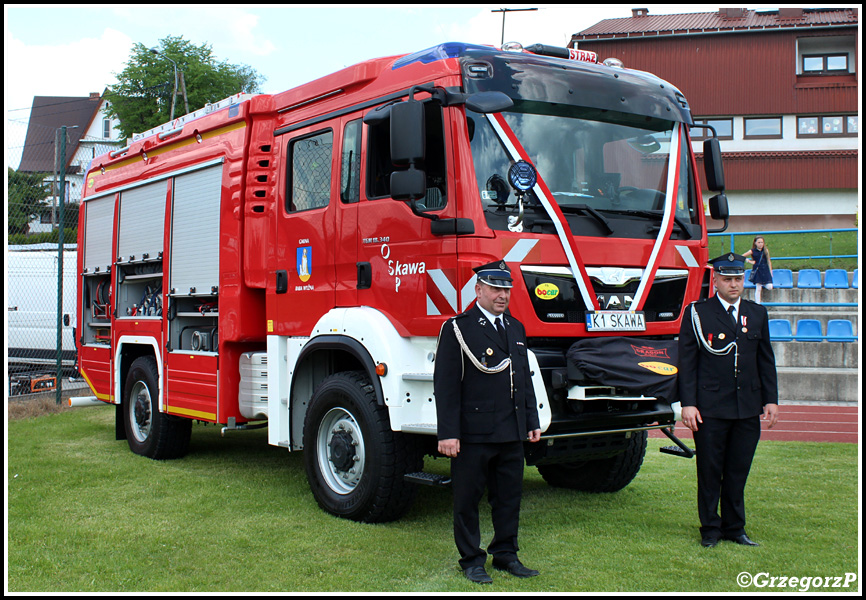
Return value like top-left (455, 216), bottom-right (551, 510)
top-left (77, 42), bottom-right (728, 522)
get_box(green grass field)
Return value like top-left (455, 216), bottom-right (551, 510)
top-left (711, 229), bottom-right (858, 271)
top-left (7, 405), bottom-right (860, 593)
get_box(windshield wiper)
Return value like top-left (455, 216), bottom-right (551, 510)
top-left (557, 204), bottom-right (614, 236)
top-left (600, 209), bottom-right (694, 240)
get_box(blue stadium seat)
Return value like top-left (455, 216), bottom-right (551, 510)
top-left (744, 270), bottom-right (755, 288)
top-left (824, 269), bottom-right (849, 289)
top-left (853, 269), bottom-right (858, 289)
top-left (772, 269), bottom-right (793, 288)
top-left (826, 319), bottom-right (857, 342)
top-left (768, 319), bottom-right (793, 341)
top-left (795, 319), bottom-right (823, 341)
top-left (796, 269), bottom-right (822, 288)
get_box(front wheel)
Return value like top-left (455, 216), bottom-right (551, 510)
top-left (537, 430), bottom-right (648, 492)
top-left (303, 371), bottom-right (422, 523)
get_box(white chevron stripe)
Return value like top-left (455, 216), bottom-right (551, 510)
top-left (504, 239), bottom-right (538, 262)
top-left (426, 269), bottom-right (457, 313)
top-left (676, 244), bottom-right (700, 268)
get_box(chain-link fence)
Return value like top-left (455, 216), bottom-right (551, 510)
top-left (7, 112), bottom-right (120, 398)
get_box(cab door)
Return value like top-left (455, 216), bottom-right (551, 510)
top-left (270, 126), bottom-right (338, 336)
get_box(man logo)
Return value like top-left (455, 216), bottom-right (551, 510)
top-left (597, 294), bottom-right (635, 310)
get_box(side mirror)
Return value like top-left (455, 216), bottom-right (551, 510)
top-left (709, 193), bottom-right (728, 220)
top-left (703, 137), bottom-right (725, 192)
top-left (390, 168), bottom-right (426, 201)
top-left (390, 99), bottom-right (425, 165)
top-left (706, 193), bottom-right (729, 233)
top-left (388, 97), bottom-right (432, 218)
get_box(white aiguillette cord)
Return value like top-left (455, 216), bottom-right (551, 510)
top-left (690, 304), bottom-right (739, 374)
top-left (452, 320), bottom-right (511, 374)
top-left (451, 319), bottom-right (515, 396)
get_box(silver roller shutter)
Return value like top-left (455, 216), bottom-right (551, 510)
top-left (83, 195), bottom-right (116, 272)
top-left (118, 180), bottom-right (167, 260)
top-left (170, 164), bottom-right (223, 294)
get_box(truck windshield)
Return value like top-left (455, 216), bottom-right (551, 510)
top-left (467, 102), bottom-right (698, 239)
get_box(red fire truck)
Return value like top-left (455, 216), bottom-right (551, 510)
top-left (77, 42), bottom-right (728, 522)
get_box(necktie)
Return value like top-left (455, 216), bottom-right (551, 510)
top-left (728, 305), bottom-right (737, 327)
top-left (496, 317), bottom-right (508, 347)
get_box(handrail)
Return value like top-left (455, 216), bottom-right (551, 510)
top-left (763, 302), bottom-right (858, 308)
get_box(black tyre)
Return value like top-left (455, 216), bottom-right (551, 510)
top-left (537, 430), bottom-right (648, 492)
top-left (303, 371), bottom-right (422, 523)
top-left (123, 356), bottom-right (191, 460)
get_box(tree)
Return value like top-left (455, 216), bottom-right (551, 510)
top-left (104, 36), bottom-right (265, 140)
top-left (7, 167), bottom-right (50, 235)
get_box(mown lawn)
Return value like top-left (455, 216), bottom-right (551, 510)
top-left (710, 229), bottom-right (858, 271)
top-left (6, 405), bottom-right (860, 592)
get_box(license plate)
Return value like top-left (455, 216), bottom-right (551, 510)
top-left (586, 311), bottom-right (646, 331)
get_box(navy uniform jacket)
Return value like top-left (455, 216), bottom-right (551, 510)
top-left (678, 297), bottom-right (778, 419)
top-left (434, 305), bottom-right (540, 444)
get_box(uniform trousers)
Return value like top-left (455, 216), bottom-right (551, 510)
top-left (693, 415), bottom-right (761, 538)
top-left (451, 440), bottom-right (524, 569)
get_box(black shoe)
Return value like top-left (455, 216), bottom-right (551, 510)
top-left (725, 533), bottom-right (760, 546)
top-left (493, 559), bottom-right (539, 578)
top-left (701, 536), bottom-right (720, 548)
top-left (463, 565), bottom-right (493, 584)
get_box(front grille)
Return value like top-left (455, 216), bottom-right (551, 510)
top-left (522, 266), bottom-right (688, 324)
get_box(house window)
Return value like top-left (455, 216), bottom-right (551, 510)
top-left (103, 118), bottom-right (111, 139)
top-left (798, 36), bottom-right (855, 76)
top-left (744, 117), bottom-right (782, 139)
top-left (798, 115), bottom-right (858, 138)
top-left (802, 53), bottom-right (849, 74)
top-left (690, 118), bottom-right (733, 141)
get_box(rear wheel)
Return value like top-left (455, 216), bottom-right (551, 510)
top-left (123, 356), bottom-right (191, 460)
top-left (303, 371), bottom-right (422, 522)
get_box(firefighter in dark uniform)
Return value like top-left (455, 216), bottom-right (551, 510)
top-left (678, 253), bottom-right (779, 548)
top-left (434, 260), bottom-right (541, 584)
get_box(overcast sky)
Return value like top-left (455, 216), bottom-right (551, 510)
top-left (6, 4), bottom-right (769, 167)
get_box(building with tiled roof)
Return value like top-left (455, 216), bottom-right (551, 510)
top-left (17, 92), bottom-right (124, 232)
top-left (571, 7), bottom-right (858, 231)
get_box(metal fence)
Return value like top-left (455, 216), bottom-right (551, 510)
top-left (7, 116), bottom-right (118, 399)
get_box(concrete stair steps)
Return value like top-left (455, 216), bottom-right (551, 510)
top-left (753, 276), bottom-right (859, 405)
top-left (771, 341), bottom-right (859, 369)
top-left (775, 366), bottom-right (859, 404)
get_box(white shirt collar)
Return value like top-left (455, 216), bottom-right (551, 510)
top-left (476, 304), bottom-right (504, 326)
top-left (717, 295), bottom-right (741, 314)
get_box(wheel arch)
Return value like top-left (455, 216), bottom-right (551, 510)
top-left (289, 335), bottom-right (383, 450)
top-left (114, 337), bottom-right (161, 440)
